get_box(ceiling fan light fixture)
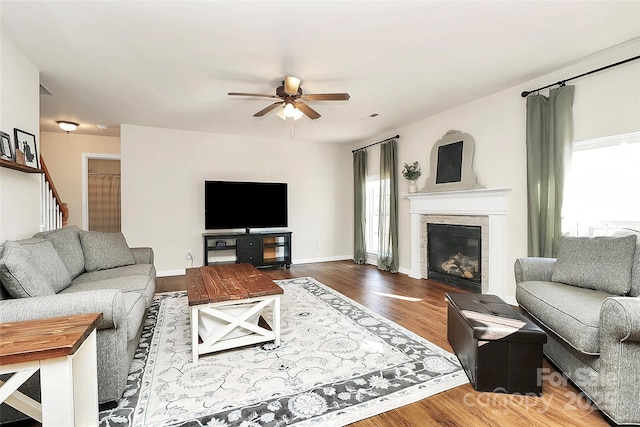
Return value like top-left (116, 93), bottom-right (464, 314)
top-left (56, 121), bottom-right (79, 133)
top-left (284, 103), bottom-right (296, 117)
top-left (284, 76), bottom-right (301, 95)
top-left (229, 75), bottom-right (349, 121)
top-left (277, 103), bottom-right (303, 121)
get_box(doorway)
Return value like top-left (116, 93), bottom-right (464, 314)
top-left (83, 154), bottom-right (121, 232)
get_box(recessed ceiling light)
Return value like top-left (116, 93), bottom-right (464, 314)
top-left (96, 124), bottom-right (107, 130)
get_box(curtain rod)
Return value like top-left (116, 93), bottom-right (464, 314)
top-left (521, 55), bottom-right (640, 98)
top-left (352, 135), bottom-right (400, 153)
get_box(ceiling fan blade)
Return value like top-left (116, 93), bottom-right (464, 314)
top-left (302, 93), bottom-right (350, 101)
top-left (284, 76), bottom-right (301, 96)
top-left (295, 102), bottom-right (321, 120)
top-left (253, 102), bottom-right (283, 117)
top-left (228, 92), bottom-right (280, 99)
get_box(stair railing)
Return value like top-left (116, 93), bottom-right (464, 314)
top-left (39, 156), bottom-right (68, 231)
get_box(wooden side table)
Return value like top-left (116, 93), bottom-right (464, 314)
top-left (0, 312), bottom-right (103, 426)
top-left (186, 264), bottom-right (283, 363)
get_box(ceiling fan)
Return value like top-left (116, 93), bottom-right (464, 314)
top-left (228, 76), bottom-right (350, 120)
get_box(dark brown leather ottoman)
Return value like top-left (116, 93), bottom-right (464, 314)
top-left (446, 293), bottom-right (547, 395)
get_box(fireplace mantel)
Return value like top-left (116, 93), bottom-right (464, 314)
top-left (406, 188), bottom-right (511, 301)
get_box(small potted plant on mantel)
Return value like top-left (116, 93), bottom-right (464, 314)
top-left (402, 161), bottom-right (421, 193)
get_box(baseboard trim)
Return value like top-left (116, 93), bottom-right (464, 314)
top-left (157, 269), bottom-right (186, 277)
top-left (293, 255), bottom-right (353, 265)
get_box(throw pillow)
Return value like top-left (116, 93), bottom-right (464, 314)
top-left (0, 239), bottom-right (72, 298)
top-left (552, 235), bottom-right (637, 295)
top-left (40, 225), bottom-right (85, 279)
top-left (612, 228), bottom-right (640, 297)
top-left (79, 230), bottom-right (135, 272)
top-left (0, 242), bottom-right (10, 301)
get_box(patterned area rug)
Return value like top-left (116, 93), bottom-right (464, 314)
top-left (99, 277), bottom-right (467, 426)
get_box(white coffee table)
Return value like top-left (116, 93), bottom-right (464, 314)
top-left (186, 264), bottom-right (283, 363)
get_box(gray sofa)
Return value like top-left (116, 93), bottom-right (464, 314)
top-left (0, 226), bottom-right (155, 423)
top-left (515, 229), bottom-right (640, 426)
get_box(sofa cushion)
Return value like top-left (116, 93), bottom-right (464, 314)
top-left (552, 235), bottom-right (637, 295)
top-left (65, 274), bottom-right (155, 307)
top-left (0, 239), bottom-right (71, 298)
top-left (516, 280), bottom-right (611, 355)
top-left (79, 230), bottom-right (135, 272)
top-left (37, 226), bottom-right (85, 279)
top-left (612, 228), bottom-right (640, 297)
top-left (71, 264), bottom-right (155, 284)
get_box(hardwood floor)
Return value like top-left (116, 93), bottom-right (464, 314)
top-left (159, 261), bottom-right (611, 427)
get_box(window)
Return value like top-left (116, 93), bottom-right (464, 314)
top-left (366, 176), bottom-right (380, 253)
top-left (563, 131), bottom-right (640, 236)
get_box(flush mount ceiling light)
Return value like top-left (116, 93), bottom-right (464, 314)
top-left (56, 121), bottom-right (79, 133)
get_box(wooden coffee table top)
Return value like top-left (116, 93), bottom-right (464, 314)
top-left (0, 312), bottom-right (103, 366)
top-left (186, 264), bottom-right (283, 306)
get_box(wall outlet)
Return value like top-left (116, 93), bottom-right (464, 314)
top-left (185, 250), bottom-right (193, 261)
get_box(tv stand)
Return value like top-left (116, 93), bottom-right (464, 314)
top-left (203, 231), bottom-right (292, 269)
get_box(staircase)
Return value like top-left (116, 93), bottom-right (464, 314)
top-left (40, 156), bottom-right (68, 231)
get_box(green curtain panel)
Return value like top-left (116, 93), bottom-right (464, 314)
top-left (353, 150), bottom-right (367, 264)
top-left (378, 139), bottom-right (399, 272)
top-left (526, 86), bottom-right (575, 257)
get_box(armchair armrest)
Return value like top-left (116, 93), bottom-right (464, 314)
top-left (601, 297), bottom-right (640, 343)
top-left (514, 257), bottom-right (556, 283)
top-left (0, 288), bottom-right (126, 330)
top-left (598, 296), bottom-right (640, 422)
top-left (131, 247), bottom-right (154, 265)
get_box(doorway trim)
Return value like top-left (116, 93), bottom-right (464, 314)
top-left (82, 153), bottom-right (121, 230)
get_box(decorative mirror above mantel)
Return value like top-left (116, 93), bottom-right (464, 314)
top-left (420, 130), bottom-right (482, 192)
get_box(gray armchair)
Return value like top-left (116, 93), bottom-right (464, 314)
top-left (515, 230), bottom-right (640, 425)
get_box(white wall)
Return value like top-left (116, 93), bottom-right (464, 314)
top-left (357, 40), bottom-right (640, 299)
top-left (120, 125), bottom-right (353, 275)
top-left (39, 132), bottom-right (120, 229)
top-left (0, 33), bottom-right (41, 241)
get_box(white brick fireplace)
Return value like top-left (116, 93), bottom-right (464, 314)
top-left (406, 188), bottom-right (511, 301)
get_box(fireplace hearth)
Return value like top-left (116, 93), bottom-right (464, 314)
top-left (427, 223), bottom-right (482, 292)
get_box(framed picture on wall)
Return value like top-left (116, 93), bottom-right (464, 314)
top-left (0, 131), bottom-right (14, 161)
top-left (13, 128), bottom-right (39, 168)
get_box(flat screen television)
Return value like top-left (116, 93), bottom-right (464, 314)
top-left (205, 181), bottom-right (288, 232)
